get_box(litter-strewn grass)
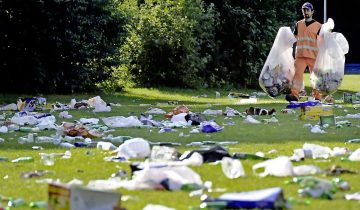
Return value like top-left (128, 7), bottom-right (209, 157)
top-left (0, 74), bottom-right (359, 210)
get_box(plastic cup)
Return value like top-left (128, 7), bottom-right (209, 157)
top-left (40, 153), bottom-right (55, 166)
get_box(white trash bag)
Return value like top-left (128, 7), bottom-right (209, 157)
top-left (311, 18), bottom-right (349, 95)
top-left (259, 27), bottom-right (296, 97)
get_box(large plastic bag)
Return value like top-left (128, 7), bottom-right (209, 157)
top-left (259, 27), bottom-right (296, 97)
top-left (311, 19), bottom-right (349, 95)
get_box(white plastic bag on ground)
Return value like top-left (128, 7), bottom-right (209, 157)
top-left (348, 148), bottom-right (360, 161)
top-left (102, 116), bottom-right (142, 128)
top-left (221, 157), bottom-right (245, 179)
top-left (116, 165), bottom-right (202, 191)
top-left (293, 165), bottom-right (322, 176)
top-left (115, 138), bottom-right (150, 159)
top-left (87, 96), bottom-right (111, 112)
top-left (259, 27), bottom-right (296, 97)
top-left (253, 156), bottom-right (294, 177)
top-left (311, 18), bottom-right (349, 95)
top-left (303, 143), bottom-right (332, 159)
top-left (143, 204), bottom-right (176, 210)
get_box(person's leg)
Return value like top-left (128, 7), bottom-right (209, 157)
top-left (286, 57), bottom-right (307, 101)
top-left (306, 58), bottom-right (321, 100)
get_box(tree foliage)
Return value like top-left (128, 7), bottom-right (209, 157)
top-left (202, 0), bottom-right (298, 88)
top-left (0, 0), bottom-right (124, 93)
top-left (116, 0), bottom-right (219, 88)
top-left (0, 0), bottom-right (299, 93)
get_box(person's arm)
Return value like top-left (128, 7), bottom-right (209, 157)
top-left (292, 22), bottom-right (298, 58)
top-left (317, 25), bottom-right (324, 46)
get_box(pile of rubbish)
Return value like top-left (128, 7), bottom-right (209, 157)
top-left (0, 92), bottom-right (359, 210)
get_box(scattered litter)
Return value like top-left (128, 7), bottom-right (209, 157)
top-left (102, 116), bottom-right (142, 128)
top-left (201, 109), bottom-right (222, 115)
top-left (345, 192), bottom-right (360, 201)
top-left (289, 176), bottom-right (350, 199)
top-left (150, 146), bottom-right (180, 162)
top-left (281, 108), bottom-right (296, 114)
top-left (202, 187), bottom-right (287, 209)
top-left (115, 138), bottom-right (150, 159)
top-left (59, 111), bottom-right (73, 119)
top-left (0, 126), bottom-right (8, 133)
top-left (310, 125), bottom-right (326, 134)
top-left (253, 156), bottom-right (294, 177)
top-left (165, 105), bottom-right (189, 118)
top-left (346, 139), bottom-right (360, 144)
top-left (201, 121), bottom-right (224, 133)
top-left (243, 115), bottom-right (261, 124)
top-left (0, 103), bottom-right (17, 111)
top-left (262, 116), bottom-right (279, 124)
top-left (223, 107), bottom-right (243, 117)
top-left (180, 146), bottom-right (230, 163)
top-left (21, 170), bottom-right (53, 179)
top-left (145, 108), bottom-right (166, 114)
top-left (143, 204), bottom-right (175, 210)
top-left (97, 141), bottom-right (117, 151)
top-left (286, 101), bottom-right (320, 109)
top-left (246, 107), bottom-right (276, 115)
top-left (228, 92), bottom-right (250, 98)
top-left (238, 97), bottom-right (257, 104)
top-left (221, 157), bottom-right (245, 179)
top-left (303, 143), bottom-right (332, 159)
top-left (348, 148), bottom-right (360, 161)
top-left (17, 97), bottom-right (46, 112)
top-left (293, 165), bottom-right (322, 176)
top-left (324, 165), bottom-right (357, 176)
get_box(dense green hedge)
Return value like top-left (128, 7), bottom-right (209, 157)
top-left (0, 0), bottom-right (298, 93)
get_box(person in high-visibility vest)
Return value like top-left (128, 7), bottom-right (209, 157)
top-left (286, 2), bottom-right (322, 102)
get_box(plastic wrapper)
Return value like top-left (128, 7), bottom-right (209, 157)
top-left (17, 97), bottom-right (46, 112)
top-left (311, 19), bottom-right (349, 95)
top-left (259, 27), bottom-right (296, 97)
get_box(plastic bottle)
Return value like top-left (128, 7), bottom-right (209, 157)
top-left (8, 198), bottom-right (25, 207)
top-left (74, 142), bottom-right (92, 148)
top-left (0, 157), bottom-right (8, 162)
top-left (345, 139), bottom-right (360, 144)
top-left (180, 183), bottom-right (203, 191)
top-left (199, 201), bottom-right (228, 210)
top-left (18, 133), bottom-right (37, 144)
top-left (19, 127), bottom-right (40, 132)
top-left (29, 201), bottom-right (48, 208)
top-left (232, 152), bottom-right (268, 160)
top-left (62, 136), bottom-right (84, 142)
top-left (36, 136), bottom-right (54, 143)
top-left (186, 142), bottom-right (205, 146)
top-left (11, 157), bottom-right (34, 163)
top-left (103, 135), bottom-right (132, 144)
top-left (59, 142), bottom-right (75, 149)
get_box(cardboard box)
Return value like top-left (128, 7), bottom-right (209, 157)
top-left (48, 183), bottom-right (121, 210)
top-left (299, 105), bottom-right (333, 120)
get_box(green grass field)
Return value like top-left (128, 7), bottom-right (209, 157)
top-left (0, 74), bottom-right (359, 210)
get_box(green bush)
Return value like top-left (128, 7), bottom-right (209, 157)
top-left (117, 0), bottom-right (219, 88)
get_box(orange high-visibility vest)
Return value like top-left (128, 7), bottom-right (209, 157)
top-left (295, 20), bottom-right (321, 59)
